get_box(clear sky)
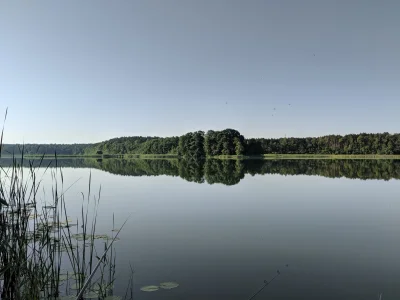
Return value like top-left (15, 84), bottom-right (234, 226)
top-left (0, 0), bottom-right (399, 144)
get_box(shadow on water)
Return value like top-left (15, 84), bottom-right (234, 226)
top-left (2, 157), bottom-right (400, 185)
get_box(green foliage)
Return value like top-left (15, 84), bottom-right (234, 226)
top-left (204, 129), bottom-right (245, 156)
top-left (1, 144), bottom-right (90, 155)
top-left (0, 156), bottom-right (124, 299)
top-left (178, 131), bottom-right (205, 159)
top-left (3, 131), bottom-right (400, 157)
top-left (245, 132), bottom-right (400, 155)
top-left (85, 136), bottom-right (179, 156)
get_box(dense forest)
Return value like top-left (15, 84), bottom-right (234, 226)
top-left (87, 129), bottom-right (400, 156)
top-left (246, 132), bottom-right (400, 155)
top-left (0, 144), bottom-right (90, 155)
top-left (2, 129), bottom-right (400, 156)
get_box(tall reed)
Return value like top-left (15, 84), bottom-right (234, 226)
top-left (0, 111), bottom-right (130, 300)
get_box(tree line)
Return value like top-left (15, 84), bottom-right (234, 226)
top-left (0, 144), bottom-right (90, 155)
top-left (2, 130), bottom-right (400, 157)
top-left (246, 132), bottom-right (400, 155)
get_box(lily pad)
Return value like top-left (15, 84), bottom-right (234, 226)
top-left (71, 233), bottom-right (92, 241)
top-left (91, 283), bottom-right (113, 292)
top-left (102, 236), bottom-right (120, 242)
top-left (83, 291), bottom-right (99, 298)
top-left (55, 245), bottom-right (77, 253)
top-left (43, 205), bottom-right (56, 209)
top-left (70, 282), bottom-right (82, 290)
top-left (140, 285), bottom-right (159, 292)
top-left (70, 273), bottom-right (85, 280)
top-left (28, 213), bottom-right (42, 220)
top-left (58, 274), bottom-right (70, 281)
top-left (60, 223), bottom-right (77, 228)
top-left (159, 282), bottom-right (179, 289)
top-left (94, 234), bottom-right (110, 239)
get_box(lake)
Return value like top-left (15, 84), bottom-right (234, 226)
top-left (1, 158), bottom-right (400, 300)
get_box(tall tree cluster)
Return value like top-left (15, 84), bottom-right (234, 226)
top-left (178, 131), bottom-right (205, 159)
top-left (204, 129), bottom-right (245, 156)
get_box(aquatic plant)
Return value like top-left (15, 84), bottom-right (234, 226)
top-left (0, 111), bottom-right (130, 299)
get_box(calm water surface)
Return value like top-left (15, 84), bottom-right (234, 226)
top-left (4, 158), bottom-right (400, 299)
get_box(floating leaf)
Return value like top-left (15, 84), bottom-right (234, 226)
top-left (83, 291), bottom-right (99, 298)
top-left (55, 245), bottom-right (77, 253)
top-left (70, 282), bottom-right (82, 290)
top-left (58, 274), bottom-right (69, 281)
top-left (159, 282), bottom-right (179, 289)
top-left (102, 236), bottom-right (120, 242)
top-left (28, 213), bottom-right (42, 220)
top-left (57, 296), bottom-right (75, 300)
top-left (140, 285), bottom-right (159, 292)
top-left (94, 234), bottom-right (110, 239)
top-left (43, 205), bottom-right (56, 209)
top-left (70, 273), bottom-right (85, 280)
top-left (60, 223), bottom-right (77, 228)
top-left (91, 283), bottom-right (113, 292)
top-left (71, 233), bottom-right (92, 241)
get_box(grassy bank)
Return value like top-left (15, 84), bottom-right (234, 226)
top-left (7, 153), bottom-right (400, 160)
top-left (124, 154), bottom-right (180, 159)
top-left (22, 154), bottom-right (103, 158)
top-left (209, 154), bottom-right (400, 160)
top-left (262, 154), bottom-right (400, 159)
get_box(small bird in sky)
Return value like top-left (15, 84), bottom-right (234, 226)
top-left (226, 102), bottom-right (227, 104)
top-left (313, 53), bottom-right (315, 56)
top-left (274, 108), bottom-right (276, 110)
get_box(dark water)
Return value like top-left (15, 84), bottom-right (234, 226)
top-left (2, 158), bottom-right (400, 299)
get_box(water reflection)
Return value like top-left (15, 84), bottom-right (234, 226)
top-left (2, 157), bottom-right (400, 185)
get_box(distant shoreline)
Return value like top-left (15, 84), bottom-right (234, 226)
top-left (2, 154), bottom-right (400, 160)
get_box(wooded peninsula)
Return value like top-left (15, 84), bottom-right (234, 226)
top-left (2, 129), bottom-right (400, 158)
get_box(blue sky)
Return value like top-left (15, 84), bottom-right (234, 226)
top-left (0, 0), bottom-right (399, 144)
